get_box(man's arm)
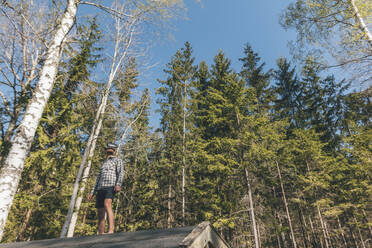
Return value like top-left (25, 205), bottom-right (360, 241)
top-left (115, 158), bottom-right (124, 192)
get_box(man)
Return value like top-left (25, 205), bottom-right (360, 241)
top-left (88, 143), bottom-right (124, 234)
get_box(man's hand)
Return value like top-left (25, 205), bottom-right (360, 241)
top-left (114, 186), bottom-right (121, 193)
top-left (87, 193), bottom-right (94, 201)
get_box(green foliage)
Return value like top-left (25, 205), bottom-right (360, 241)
top-left (2, 37), bottom-right (370, 248)
top-left (2, 18), bottom-right (103, 242)
top-left (156, 42), bottom-right (197, 227)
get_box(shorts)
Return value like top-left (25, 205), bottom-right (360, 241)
top-left (95, 187), bottom-right (115, 208)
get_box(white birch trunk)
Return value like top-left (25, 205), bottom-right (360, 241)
top-left (60, 86), bottom-right (107, 237)
top-left (61, 61), bottom-right (116, 238)
top-left (61, 13), bottom-right (136, 236)
top-left (67, 115), bottom-right (104, 237)
top-left (350, 0), bottom-right (372, 47)
top-left (276, 160), bottom-right (297, 248)
top-left (0, 0), bottom-right (78, 240)
top-left (245, 168), bottom-right (260, 248)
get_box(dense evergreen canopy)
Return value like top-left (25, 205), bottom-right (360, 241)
top-left (0, 17), bottom-right (371, 248)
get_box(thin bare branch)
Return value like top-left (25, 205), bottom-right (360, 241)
top-left (0, 90), bottom-right (12, 117)
top-left (0, 69), bottom-right (14, 87)
top-left (117, 97), bottom-right (149, 153)
top-left (0, 7), bottom-right (27, 40)
top-left (0, 3), bottom-right (48, 48)
top-left (80, 1), bottom-right (133, 19)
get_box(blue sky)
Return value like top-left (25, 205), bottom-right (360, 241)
top-left (143, 0), bottom-right (296, 128)
top-left (152, 0), bottom-right (296, 70)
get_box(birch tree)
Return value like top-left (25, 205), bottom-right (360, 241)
top-left (0, 0), bottom-right (78, 240)
top-left (281, 0), bottom-right (372, 83)
top-left (0, 0), bottom-right (183, 240)
top-left (61, 0), bottom-right (184, 238)
top-left (0, 0), bottom-right (57, 164)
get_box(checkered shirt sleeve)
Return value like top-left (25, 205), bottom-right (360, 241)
top-left (91, 157), bottom-right (124, 194)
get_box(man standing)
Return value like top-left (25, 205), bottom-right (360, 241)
top-left (88, 143), bottom-right (124, 234)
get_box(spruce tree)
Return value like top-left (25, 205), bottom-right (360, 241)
top-left (273, 57), bottom-right (303, 129)
top-left (300, 59), bottom-right (348, 151)
top-left (116, 89), bottom-right (160, 231)
top-left (239, 43), bottom-right (273, 112)
top-left (156, 42), bottom-right (196, 227)
top-left (190, 50), bottom-right (247, 241)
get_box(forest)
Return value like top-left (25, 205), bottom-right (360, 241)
top-left (0, 0), bottom-right (371, 248)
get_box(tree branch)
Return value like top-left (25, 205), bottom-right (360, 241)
top-left (0, 2), bottom-right (48, 48)
top-left (116, 97), bottom-right (149, 154)
top-left (79, 1), bottom-right (133, 19)
top-left (0, 90), bottom-right (12, 117)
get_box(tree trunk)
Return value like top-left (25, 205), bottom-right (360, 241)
top-left (276, 233), bottom-right (282, 248)
top-left (337, 217), bottom-right (348, 247)
top-left (354, 216), bottom-right (366, 248)
top-left (63, 65), bottom-right (115, 237)
top-left (350, 228), bottom-right (360, 248)
top-left (298, 207), bottom-right (310, 248)
top-left (61, 9), bottom-right (136, 236)
top-left (181, 79), bottom-right (187, 226)
top-left (276, 160), bottom-right (297, 248)
top-left (362, 210), bottom-right (372, 239)
top-left (60, 94), bottom-right (106, 237)
top-left (167, 184), bottom-right (174, 228)
top-left (276, 211), bottom-right (288, 248)
top-left (324, 219), bottom-right (333, 248)
top-left (0, 0), bottom-right (78, 240)
top-left (350, 0), bottom-right (372, 47)
top-left (82, 206), bottom-right (88, 226)
top-left (317, 205), bottom-right (329, 248)
top-left (181, 165), bottom-right (185, 225)
top-left (309, 216), bottom-right (322, 248)
top-left (256, 219), bottom-right (262, 248)
top-left (16, 208), bottom-right (32, 241)
top-left (245, 168), bottom-right (259, 248)
top-left (67, 117), bottom-right (103, 237)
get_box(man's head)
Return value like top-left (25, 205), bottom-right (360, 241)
top-left (105, 143), bottom-right (117, 156)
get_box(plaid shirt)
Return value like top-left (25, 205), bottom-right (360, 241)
top-left (91, 156), bottom-right (124, 194)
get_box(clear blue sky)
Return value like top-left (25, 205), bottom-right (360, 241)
top-left (143, 0), bottom-right (296, 128)
top-left (152, 0), bottom-right (295, 70)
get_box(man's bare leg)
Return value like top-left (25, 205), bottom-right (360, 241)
top-left (104, 198), bottom-right (114, 233)
top-left (98, 208), bottom-right (106, 234)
